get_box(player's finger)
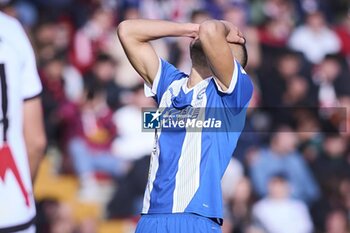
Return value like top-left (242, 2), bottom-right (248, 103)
top-left (226, 36), bottom-right (240, 44)
top-left (229, 35), bottom-right (245, 44)
top-left (239, 37), bottom-right (246, 44)
top-left (226, 36), bottom-right (237, 43)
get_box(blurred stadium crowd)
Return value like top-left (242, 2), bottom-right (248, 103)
top-left (2, 0), bottom-right (350, 232)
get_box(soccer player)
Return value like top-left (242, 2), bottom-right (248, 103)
top-left (0, 11), bottom-right (46, 233)
top-left (117, 19), bottom-right (253, 232)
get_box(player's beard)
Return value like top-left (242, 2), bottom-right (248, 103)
top-left (190, 39), bottom-right (207, 68)
top-left (190, 39), bottom-right (203, 53)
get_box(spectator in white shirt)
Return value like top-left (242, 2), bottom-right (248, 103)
top-left (288, 11), bottom-right (340, 64)
top-left (252, 173), bottom-right (313, 233)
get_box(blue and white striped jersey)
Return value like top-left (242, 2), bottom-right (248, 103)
top-left (142, 58), bottom-right (253, 219)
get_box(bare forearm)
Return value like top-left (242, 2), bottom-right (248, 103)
top-left (199, 20), bottom-right (246, 75)
top-left (117, 19), bottom-right (199, 83)
top-left (117, 19), bottom-right (199, 42)
top-left (27, 140), bottom-right (46, 182)
top-left (198, 20), bottom-right (236, 89)
top-left (23, 98), bottom-right (46, 183)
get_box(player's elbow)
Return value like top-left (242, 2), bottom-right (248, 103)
top-left (199, 20), bottom-right (224, 40)
top-left (117, 20), bottom-right (132, 41)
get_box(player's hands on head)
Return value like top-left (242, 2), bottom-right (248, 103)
top-left (220, 20), bottom-right (245, 44)
top-left (187, 23), bottom-right (200, 39)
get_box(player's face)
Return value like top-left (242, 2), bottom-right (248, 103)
top-left (190, 38), bottom-right (204, 54)
top-left (189, 38), bottom-right (209, 69)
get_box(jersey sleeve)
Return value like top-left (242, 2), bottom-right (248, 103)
top-left (18, 23), bottom-right (42, 101)
top-left (213, 60), bottom-right (253, 110)
top-left (144, 57), bottom-right (187, 104)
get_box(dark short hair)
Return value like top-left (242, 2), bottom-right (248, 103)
top-left (190, 40), bottom-right (207, 68)
top-left (270, 172), bottom-right (289, 182)
top-left (239, 42), bottom-right (248, 68)
top-left (190, 9), bottom-right (210, 22)
top-left (96, 53), bottom-right (116, 64)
